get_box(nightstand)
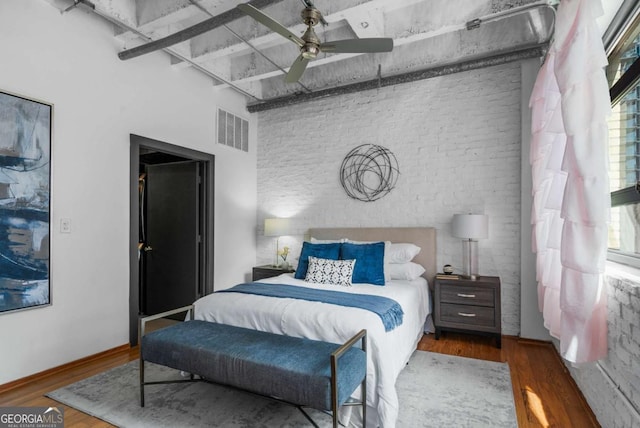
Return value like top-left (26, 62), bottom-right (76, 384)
top-left (252, 265), bottom-right (295, 281)
top-left (433, 275), bottom-right (502, 348)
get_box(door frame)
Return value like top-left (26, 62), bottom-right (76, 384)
top-left (129, 134), bottom-right (215, 346)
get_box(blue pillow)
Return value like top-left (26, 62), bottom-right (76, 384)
top-left (340, 242), bottom-right (386, 285)
top-left (294, 242), bottom-right (342, 279)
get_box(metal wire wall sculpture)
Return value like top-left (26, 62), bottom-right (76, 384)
top-left (340, 144), bottom-right (399, 202)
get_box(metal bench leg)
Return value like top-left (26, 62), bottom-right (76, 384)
top-left (362, 371), bottom-right (367, 428)
top-left (138, 304), bottom-right (194, 408)
top-left (331, 329), bottom-right (367, 428)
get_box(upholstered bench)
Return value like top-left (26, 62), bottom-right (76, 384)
top-left (139, 305), bottom-right (367, 428)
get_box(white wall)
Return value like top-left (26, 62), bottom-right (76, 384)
top-left (0, 0), bottom-right (257, 384)
top-left (257, 61), bottom-right (525, 335)
top-left (519, 58), bottom-right (550, 341)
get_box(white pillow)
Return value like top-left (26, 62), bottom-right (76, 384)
top-left (304, 256), bottom-right (355, 287)
top-left (389, 262), bottom-right (426, 280)
top-left (344, 239), bottom-right (391, 283)
top-left (388, 243), bottom-right (421, 264)
top-left (310, 237), bottom-right (346, 243)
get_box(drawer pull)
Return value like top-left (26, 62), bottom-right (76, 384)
top-left (457, 293), bottom-right (476, 298)
top-left (458, 312), bottom-right (477, 317)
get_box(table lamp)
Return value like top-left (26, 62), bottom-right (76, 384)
top-left (452, 214), bottom-right (488, 280)
top-left (264, 218), bottom-right (291, 267)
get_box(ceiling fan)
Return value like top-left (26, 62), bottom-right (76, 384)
top-left (237, 2), bottom-right (394, 83)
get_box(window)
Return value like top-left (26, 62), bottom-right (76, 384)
top-left (608, 15), bottom-right (640, 266)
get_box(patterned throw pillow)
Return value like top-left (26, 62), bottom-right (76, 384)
top-left (304, 256), bottom-right (355, 287)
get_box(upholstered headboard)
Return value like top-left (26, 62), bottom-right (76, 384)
top-left (307, 227), bottom-right (437, 290)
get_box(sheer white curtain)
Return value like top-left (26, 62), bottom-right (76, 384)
top-left (530, 0), bottom-right (610, 363)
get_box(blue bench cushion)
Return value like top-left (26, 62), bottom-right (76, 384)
top-left (141, 320), bottom-right (366, 411)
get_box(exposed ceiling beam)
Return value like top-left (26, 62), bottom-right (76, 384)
top-left (58, 0), bottom-right (264, 100)
top-left (117, 0), bottom-right (286, 61)
top-left (195, 1), bottom-right (552, 87)
top-left (47, 0), bottom-right (552, 104)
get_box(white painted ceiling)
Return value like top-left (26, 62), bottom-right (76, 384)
top-left (46, 0), bottom-right (558, 107)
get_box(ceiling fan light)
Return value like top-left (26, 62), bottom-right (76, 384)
top-left (301, 44), bottom-right (319, 59)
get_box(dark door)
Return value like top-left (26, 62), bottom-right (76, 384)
top-left (143, 161), bottom-right (201, 315)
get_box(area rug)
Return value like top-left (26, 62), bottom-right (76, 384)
top-left (46, 351), bottom-right (516, 427)
top-left (396, 351), bottom-right (517, 427)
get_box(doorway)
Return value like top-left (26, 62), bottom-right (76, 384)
top-left (129, 135), bottom-right (214, 346)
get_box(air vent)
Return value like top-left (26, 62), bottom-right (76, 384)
top-left (217, 108), bottom-right (249, 152)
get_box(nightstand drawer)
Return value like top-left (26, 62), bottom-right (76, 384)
top-left (439, 285), bottom-right (494, 307)
top-left (434, 275), bottom-right (501, 347)
top-left (440, 303), bottom-right (496, 328)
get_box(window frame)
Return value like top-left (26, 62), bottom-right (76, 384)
top-left (608, 26), bottom-right (640, 267)
top-left (610, 56), bottom-right (640, 106)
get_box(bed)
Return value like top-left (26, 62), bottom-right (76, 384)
top-left (193, 227), bottom-right (437, 428)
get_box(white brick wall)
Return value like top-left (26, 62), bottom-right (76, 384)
top-left (566, 270), bottom-right (640, 428)
top-left (257, 62), bottom-right (523, 335)
top-left (254, 59), bottom-right (640, 428)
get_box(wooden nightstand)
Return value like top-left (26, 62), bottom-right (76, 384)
top-left (433, 275), bottom-right (502, 348)
top-left (252, 265), bottom-right (295, 281)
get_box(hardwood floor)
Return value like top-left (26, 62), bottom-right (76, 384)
top-left (0, 332), bottom-right (599, 427)
top-left (419, 332), bottom-right (600, 428)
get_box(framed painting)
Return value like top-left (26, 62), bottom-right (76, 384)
top-left (0, 90), bottom-right (51, 314)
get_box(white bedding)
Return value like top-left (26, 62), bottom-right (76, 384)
top-left (193, 274), bottom-right (430, 428)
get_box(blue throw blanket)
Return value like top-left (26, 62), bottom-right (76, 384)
top-left (218, 283), bottom-right (404, 332)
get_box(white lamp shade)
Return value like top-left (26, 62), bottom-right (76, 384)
top-left (452, 214), bottom-right (488, 240)
top-left (264, 218), bottom-right (291, 237)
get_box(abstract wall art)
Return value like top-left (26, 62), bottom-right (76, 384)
top-left (340, 144), bottom-right (399, 202)
top-left (0, 90), bottom-right (51, 314)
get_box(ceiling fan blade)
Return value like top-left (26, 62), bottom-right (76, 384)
top-left (285, 55), bottom-right (310, 83)
top-left (237, 3), bottom-right (304, 47)
top-left (320, 38), bottom-right (393, 54)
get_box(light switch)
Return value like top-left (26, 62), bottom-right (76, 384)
top-left (60, 218), bottom-right (71, 233)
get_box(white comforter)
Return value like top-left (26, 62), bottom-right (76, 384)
top-left (193, 274), bottom-right (430, 428)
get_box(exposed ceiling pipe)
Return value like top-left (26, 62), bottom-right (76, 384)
top-left (247, 45), bottom-right (548, 113)
top-left (465, 0), bottom-right (556, 31)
